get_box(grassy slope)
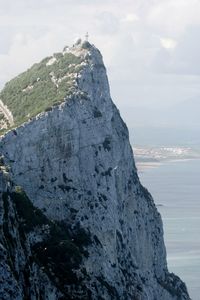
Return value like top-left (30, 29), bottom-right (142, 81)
top-left (0, 52), bottom-right (83, 130)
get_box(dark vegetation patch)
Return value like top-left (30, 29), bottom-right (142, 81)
top-left (101, 167), bottom-right (112, 177)
top-left (95, 166), bottom-right (99, 174)
top-left (3, 187), bottom-right (92, 297)
top-left (44, 107), bottom-right (53, 112)
top-left (70, 208), bottom-right (78, 214)
top-left (62, 173), bottom-right (73, 184)
top-left (10, 187), bottom-right (49, 232)
top-left (116, 230), bottom-right (123, 245)
top-left (93, 235), bottom-right (102, 247)
top-left (0, 156), bottom-right (4, 166)
top-left (119, 219), bottom-right (124, 226)
top-left (96, 276), bottom-right (119, 298)
top-left (102, 138), bottom-right (111, 152)
top-left (98, 193), bottom-right (108, 202)
top-left (12, 129), bottom-right (17, 136)
top-left (93, 108), bottom-right (102, 118)
top-left (97, 194), bottom-right (108, 209)
top-left (100, 193), bottom-right (107, 201)
top-left (51, 177), bottom-right (57, 183)
top-left (58, 184), bottom-right (76, 193)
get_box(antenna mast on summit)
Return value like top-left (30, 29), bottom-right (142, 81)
top-left (85, 32), bottom-right (89, 41)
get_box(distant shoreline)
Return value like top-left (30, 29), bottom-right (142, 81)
top-left (134, 145), bottom-right (200, 173)
top-left (136, 161), bottom-right (161, 172)
top-left (136, 157), bottom-right (200, 173)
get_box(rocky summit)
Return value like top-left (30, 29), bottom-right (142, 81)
top-left (0, 40), bottom-right (190, 300)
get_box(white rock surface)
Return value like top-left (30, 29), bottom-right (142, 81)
top-left (46, 57), bottom-right (57, 66)
top-left (0, 99), bottom-right (14, 127)
top-left (0, 42), bottom-right (190, 299)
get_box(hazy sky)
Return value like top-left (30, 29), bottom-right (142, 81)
top-left (0, 0), bottom-right (200, 130)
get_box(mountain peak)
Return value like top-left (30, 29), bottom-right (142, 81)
top-left (0, 41), bottom-right (104, 134)
top-left (0, 42), bottom-right (190, 300)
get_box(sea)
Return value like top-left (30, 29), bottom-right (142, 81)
top-left (137, 159), bottom-right (200, 300)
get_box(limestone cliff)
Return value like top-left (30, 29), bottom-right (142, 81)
top-left (0, 41), bottom-right (190, 299)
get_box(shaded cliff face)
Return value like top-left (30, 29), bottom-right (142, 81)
top-left (0, 41), bottom-right (190, 299)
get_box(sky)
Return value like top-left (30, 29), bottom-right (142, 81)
top-left (0, 0), bottom-right (200, 138)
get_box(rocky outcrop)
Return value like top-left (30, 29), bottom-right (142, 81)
top-left (0, 41), bottom-right (190, 299)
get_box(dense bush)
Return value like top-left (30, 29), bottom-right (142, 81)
top-left (11, 187), bottom-right (49, 232)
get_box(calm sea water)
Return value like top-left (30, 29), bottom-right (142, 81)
top-left (138, 159), bottom-right (200, 300)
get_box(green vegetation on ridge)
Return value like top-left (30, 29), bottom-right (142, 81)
top-left (0, 51), bottom-right (83, 131)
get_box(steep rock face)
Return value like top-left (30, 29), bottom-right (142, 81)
top-left (0, 42), bottom-right (190, 299)
top-left (0, 171), bottom-right (63, 299)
